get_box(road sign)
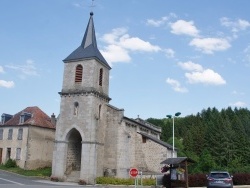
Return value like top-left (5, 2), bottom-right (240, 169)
top-left (129, 168), bottom-right (139, 178)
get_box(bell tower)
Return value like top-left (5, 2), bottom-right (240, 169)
top-left (52, 12), bottom-right (111, 184)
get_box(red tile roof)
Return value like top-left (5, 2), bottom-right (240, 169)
top-left (3, 106), bottom-right (55, 129)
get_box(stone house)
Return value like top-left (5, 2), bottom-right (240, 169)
top-left (0, 106), bottom-right (56, 169)
top-left (52, 12), bottom-right (175, 184)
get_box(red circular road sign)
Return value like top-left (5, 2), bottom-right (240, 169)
top-left (129, 168), bottom-right (139, 178)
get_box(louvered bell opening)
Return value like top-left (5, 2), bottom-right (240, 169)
top-left (75, 65), bottom-right (83, 83)
top-left (99, 68), bottom-right (103, 86)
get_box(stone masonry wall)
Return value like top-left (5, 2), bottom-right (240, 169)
top-left (103, 105), bottom-right (124, 176)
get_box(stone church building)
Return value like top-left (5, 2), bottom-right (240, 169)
top-left (51, 12), bottom-right (175, 184)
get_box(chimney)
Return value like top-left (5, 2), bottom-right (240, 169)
top-left (51, 113), bottom-right (56, 126)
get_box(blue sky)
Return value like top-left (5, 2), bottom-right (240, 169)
top-left (1, 0), bottom-right (250, 119)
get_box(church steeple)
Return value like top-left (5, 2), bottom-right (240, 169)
top-left (64, 12), bottom-right (111, 70)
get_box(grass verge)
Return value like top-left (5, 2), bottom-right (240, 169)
top-left (0, 165), bottom-right (51, 177)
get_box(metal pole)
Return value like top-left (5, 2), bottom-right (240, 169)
top-left (173, 116), bottom-right (175, 158)
top-left (140, 171), bottom-right (143, 186)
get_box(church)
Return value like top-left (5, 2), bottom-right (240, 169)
top-left (51, 12), bottom-right (175, 184)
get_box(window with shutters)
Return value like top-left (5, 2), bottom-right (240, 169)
top-left (99, 68), bottom-right (103, 86)
top-left (75, 65), bottom-right (83, 83)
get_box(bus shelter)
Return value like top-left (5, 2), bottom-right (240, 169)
top-left (160, 157), bottom-right (195, 188)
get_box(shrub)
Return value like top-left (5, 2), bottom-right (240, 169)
top-left (188, 174), bottom-right (207, 187)
top-left (4, 159), bottom-right (17, 168)
top-left (96, 176), bottom-right (155, 186)
top-left (233, 173), bottom-right (250, 185)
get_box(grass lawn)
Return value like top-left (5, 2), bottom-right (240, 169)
top-left (0, 165), bottom-right (52, 177)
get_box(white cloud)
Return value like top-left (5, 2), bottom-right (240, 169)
top-left (230, 101), bottom-right (247, 108)
top-left (119, 34), bottom-right (161, 52)
top-left (177, 61), bottom-right (226, 85)
top-left (166, 78), bottom-right (188, 93)
top-left (100, 27), bottom-right (161, 64)
top-left (232, 90), bottom-right (245, 95)
top-left (243, 45), bottom-right (250, 65)
top-left (163, 48), bottom-right (175, 58)
top-left (0, 66), bottom-right (4, 73)
top-left (178, 61), bottom-right (203, 72)
top-left (100, 45), bottom-right (131, 65)
top-left (102, 28), bottom-right (127, 44)
top-left (146, 16), bottom-right (168, 27)
top-left (5, 59), bottom-right (39, 77)
top-left (185, 69), bottom-right (226, 85)
top-left (189, 37), bottom-right (231, 54)
top-left (0, 80), bottom-right (15, 88)
top-left (146, 13), bottom-right (176, 27)
top-left (170, 20), bottom-right (199, 37)
top-left (220, 17), bottom-right (250, 32)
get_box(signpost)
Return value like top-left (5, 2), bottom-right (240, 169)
top-left (129, 168), bottom-right (139, 178)
top-left (129, 168), bottom-right (139, 188)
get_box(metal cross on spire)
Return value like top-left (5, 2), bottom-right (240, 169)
top-left (90, 0), bottom-right (96, 12)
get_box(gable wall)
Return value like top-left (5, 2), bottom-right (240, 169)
top-left (25, 126), bottom-right (55, 169)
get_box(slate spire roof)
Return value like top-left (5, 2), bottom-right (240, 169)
top-left (64, 12), bottom-right (111, 69)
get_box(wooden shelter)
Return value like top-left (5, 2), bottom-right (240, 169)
top-left (160, 157), bottom-right (195, 188)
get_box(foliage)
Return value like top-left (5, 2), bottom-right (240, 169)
top-left (147, 107), bottom-right (250, 174)
top-left (96, 176), bottom-right (155, 186)
top-left (4, 159), bottom-right (17, 168)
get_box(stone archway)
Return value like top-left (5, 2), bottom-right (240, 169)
top-left (65, 128), bottom-right (82, 177)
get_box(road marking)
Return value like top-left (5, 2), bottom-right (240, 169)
top-left (0, 177), bottom-right (24, 185)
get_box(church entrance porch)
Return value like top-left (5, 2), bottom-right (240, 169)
top-left (65, 129), bottom-right (82, 182)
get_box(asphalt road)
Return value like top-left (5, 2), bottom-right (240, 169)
top-left (1, 170), bottom-right (250, 188)
top-left (0, 170), bottom-right (84, 188)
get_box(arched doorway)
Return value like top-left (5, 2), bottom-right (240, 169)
top-left (65, 128), bottom-right (82, 175)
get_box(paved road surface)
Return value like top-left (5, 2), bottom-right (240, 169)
top-left (1, 170), bottom-right (250, 188)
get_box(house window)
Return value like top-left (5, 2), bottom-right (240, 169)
top-left (0, 129), bottom-right (3, 140)
top-left (99, 68), bottom-right (103, 86)
top-left (1, 113), bottom-right (13, 124)
top-left (16, 148), bottom-right (21, 160)
top-left (8, 129), bottom-right (13, 140)
top-left (18, 128), bottom-right (23, 140)
top-left (20, 115), bottom-right (25, 124)
top-left (19, 112), bottom-right (32, 124)
top-left (75, 65), bottom-right (83, 83)
top-left (142, 136), bottom-right (147, 143)
top-left (7, 148), bottom-right (11, 160)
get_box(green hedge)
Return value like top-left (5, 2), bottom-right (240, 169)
top-left (96, 177), bottom-right (155, 186)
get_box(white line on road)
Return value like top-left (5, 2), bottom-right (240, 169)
top-left (0, 177), bottom-right (24, 185)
